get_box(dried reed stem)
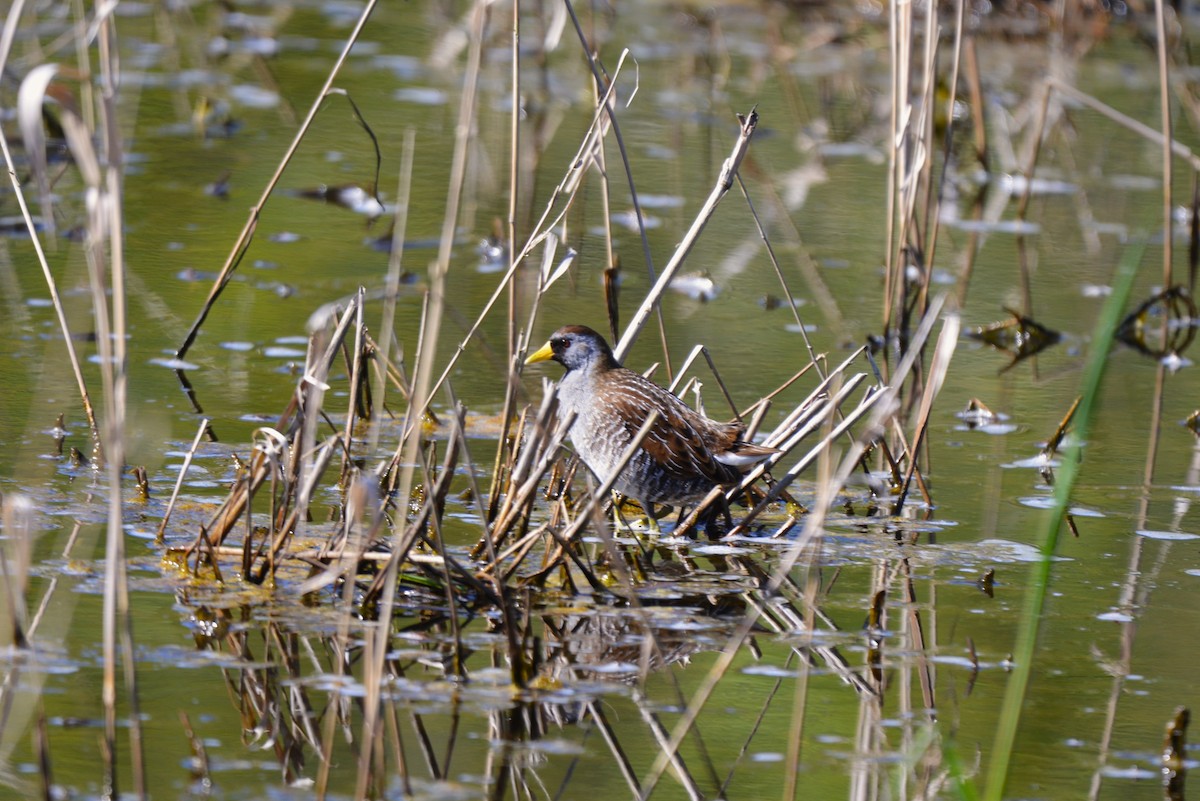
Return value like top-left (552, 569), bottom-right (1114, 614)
top-left (613, 109), bottom-right (759, 363)
top-left (1047, 78), bottom-right (1200, 171)
top-left (892, 313), bottom-right (961, 511)
top-left (176, 0), bottom-right (381, 359)
top-left (639, 297), bottom-right (948, 798)
top-left (358, 0), bottom-right (488, 795)
top-left (0, 119), bottom-right (102, 456)
top-left (156, 418), bottom-right (210, 543)
top-left (370, 128), bottom-right (417, 459)
top-left (1155, 0), bottom-right (1174, 289)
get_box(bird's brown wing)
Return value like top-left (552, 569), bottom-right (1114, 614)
top-left (604, 369), bottom-right (739, 484)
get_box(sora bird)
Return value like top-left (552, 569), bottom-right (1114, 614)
top-left (525, 325), bottom-right (776, 530)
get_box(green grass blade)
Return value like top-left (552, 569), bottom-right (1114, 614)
top-left (982, 241), bottom-right (1145, 801)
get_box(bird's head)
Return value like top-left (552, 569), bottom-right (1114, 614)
top-left (525, 325), bottom-right (619, 373)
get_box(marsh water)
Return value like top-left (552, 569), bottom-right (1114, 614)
top-left (2, 2), bottom-right (1200, 800)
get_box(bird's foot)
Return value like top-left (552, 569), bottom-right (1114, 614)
top-left (612, 496), bottom-right (662, 532)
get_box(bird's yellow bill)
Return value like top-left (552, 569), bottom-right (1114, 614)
top-left (525, 342), bottom-right (555, 364)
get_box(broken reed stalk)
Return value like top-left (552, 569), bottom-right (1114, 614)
top-left (193, 298), bottom-right (366, 569)
top-left (892, 313), bottom-right (961, 512)
top-left (488, 406), bottom-right (663, 594)
top-left (292, 296), bottom-right (365, 526)
top-left (479, 383), bottom-right (570, 556)
top-left (175, 0), bottom-right (380, 360)
top-left (612, 108), bottom-right (760, 363)
top-left (720, 374), bottom-right (878, 537)
top-left (672, 348), bottom-right (865, 536)
top-left (489, 232), bottom-right (570, 523)
top-left (156, 418), bottom-right (210, 543)
top-left (435, 390), bottom-right (513, 615)
top-left (364, 331), bottom-right (415, 406)
top-left (253, 437), bottom-right (339, 584)
top-left (489, 231), bottom-right (578, 525)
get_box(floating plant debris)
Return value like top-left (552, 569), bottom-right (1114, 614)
top-left (668, 271), bottom-right (718, 301)
top-left (1115, 286), bottom-right (1196, 360)
top-left (954, 397), bottom-right (1017, 434)
top-left (477, 218), bottom-right (508, 272)
top-left (149, 357), bottom-right (199, 371)
top-left (204, 170), bottom-right (231, 198)
top-left (293, 184), bottom-right (386, 218)
top-left (1162, 706), bottom-right (1189, 800)
top-left (1135, 530), bottom-right (1200, 541)
top-left (965, 308), bottom-right (1062, 368)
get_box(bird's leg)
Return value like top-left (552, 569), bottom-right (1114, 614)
top-left (610, 492), bottom-right (629, 529)
top-left (639, 499), bottom-right (662, 533)
top-left (702, 495), bottom-right (734, 539)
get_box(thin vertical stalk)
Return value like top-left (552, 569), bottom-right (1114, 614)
top-left (913, 0), bottom-right (939, 321)
top-left (923, 0), bottom-right (966, 291)
top-left (881, 0), bottom-right (907, 340)
top-left (0, 121), bottom-right (102, 454)
top-left (357, 1), bottom-right (488, 797)
top-left (982, 243), bottom-right (1143, 801)
top-left (369, 128), bottom-right (416, 459)
top-left (485, 0), bottom-right (525, 521)
top-left (90, 4), bottom-right (147, 796)
top-left (1155, 0), bottom-right (1174, 288)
